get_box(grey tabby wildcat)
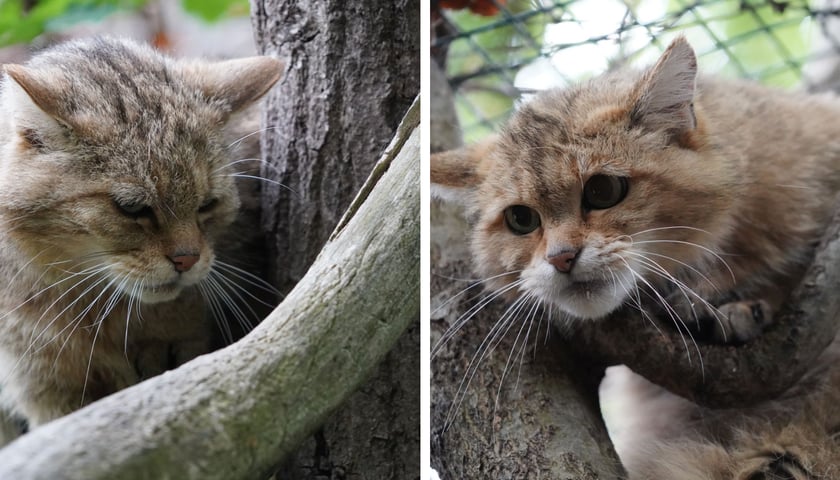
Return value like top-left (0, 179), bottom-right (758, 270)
top-left (0, 37), bottom-right (282, 426)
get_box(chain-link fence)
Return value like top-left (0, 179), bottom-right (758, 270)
top-left (432, 0), bottom-right (840, 142)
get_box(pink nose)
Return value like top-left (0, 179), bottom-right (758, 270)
top-left (168, 254), bottom-right (200, 273)
top-left (548, 249), bottom-right (578, 273)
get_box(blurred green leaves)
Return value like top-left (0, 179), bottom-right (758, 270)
top-left (0, 0), bottom-right (250, 47)
top-left (182, 0), bottom-right (248, 22)
top-left (444, 0), bottom-right (815, 141)
top-left (444, 0), bottom-right (549, 143)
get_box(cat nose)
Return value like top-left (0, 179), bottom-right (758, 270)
top-left (167, 253), bottom-right (200, 273)
top-left (547, 249), bottom-right (579, 273)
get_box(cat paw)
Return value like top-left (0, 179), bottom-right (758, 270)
top-left (655, 293), bottom-right (772, 345)
top-left (710, 299), bottom-right (772, 344)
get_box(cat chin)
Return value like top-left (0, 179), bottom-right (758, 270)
top-left (521, 264), bottom-right (630, 321)
top-left (127, 281), bottom-right (190, 304)
top-left (551, 290), bottom-right (625, 321)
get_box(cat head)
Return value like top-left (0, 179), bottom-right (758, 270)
top-left (0, 37), bottom-right (283, 303)
top-left (432, 37), bottom-right (735, 320)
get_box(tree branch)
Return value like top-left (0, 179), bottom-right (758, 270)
top-left (0, 98), bottom-right (420, 480)
top-left (570, 198), bottom-right (840, 408)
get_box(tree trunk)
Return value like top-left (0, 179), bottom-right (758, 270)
top-left (250, 1), bottom-right (420, 478)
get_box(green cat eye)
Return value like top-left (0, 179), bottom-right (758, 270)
top-left (504, 205), bottom-right (541, 235)
top-left (583, 175), bottom-right (629, 210)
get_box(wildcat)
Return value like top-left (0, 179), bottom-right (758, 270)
top-left (432, 36), bottom-right (840, 344)
top-left (0, 36), bottom-right (282, 427)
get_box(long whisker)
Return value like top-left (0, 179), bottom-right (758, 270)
top-left (619, 257), bottom-right (703, 370)
top-left (443, 293), bottom-right (531, 431)
top-left (432, 270), bottom-right (523, 317)
top-left (198, 282), bottom-right (233, 344)
top-left (226, 126), bottom-right (279, 149)
top-left (225, 173), bottom-right (302, 198)
top-left (630, 225), bottom-right (717, 238)
top-left (432, 278), bottom-right (524, 358)
top-left (493, 295), bottom-right (540, 421)
top-left (625, 250), bottom-right (721, 294)
top-left (213, 260), bottom-right (281, 298)
top-left (632, 239), bottom-right (736, 283)
top-left (207, 270), bottom-right (262, 329)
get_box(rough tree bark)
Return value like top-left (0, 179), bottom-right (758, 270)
top-left (0, 98), bottom-right (420, 480)
top-left (251, 1), bottom-right (420, 478)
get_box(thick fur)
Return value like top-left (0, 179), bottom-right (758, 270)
top-left (432, 37), bottom-right (840, 342)
top-left (0, 37), bottom-right (281, 426)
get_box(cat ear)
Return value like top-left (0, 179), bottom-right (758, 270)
top-left (431, 137), bottom-right (495, 204)
top-left (630, 36), bottom-right (698, 143)
top-left (4, 64), bottom-right (66, 121)
top-left (184, 57), bottom-right (284, 114)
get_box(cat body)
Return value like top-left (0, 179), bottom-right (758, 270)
top-left (432, 37), bottom-right (840, 342)
top-left (0, 37), bottom-right (282, 426)
top-left (605, 337), bottom-right (840, 479)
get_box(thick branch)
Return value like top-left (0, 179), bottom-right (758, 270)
top-left (570, 199), bottom-right (840, 408)
top-left (0, 100), bottom-right (420, 480)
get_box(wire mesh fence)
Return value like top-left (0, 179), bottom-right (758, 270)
top-left (432, 0), bottom-right (840, 142)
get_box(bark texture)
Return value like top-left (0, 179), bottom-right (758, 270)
top-left (251, 1), bottom-right (420, 478)
top-left (0, 99), bottom-right (420, 480)
top-left (251, 0), bottom-right (420, 292)
top-left (430, 61), bottom-right (624, 479)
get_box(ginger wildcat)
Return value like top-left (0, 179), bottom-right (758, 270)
top-left (0, 37), bottom-right (282, 426)
top-left (432, 36), bottom-right (840, 344)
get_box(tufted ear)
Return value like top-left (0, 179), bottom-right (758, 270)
top-left (431, 136), bottom-right (497, 204)
top-left (630, 36), bottom-right (698, 144)
top-left (183, 56), bottom-right (284, 114)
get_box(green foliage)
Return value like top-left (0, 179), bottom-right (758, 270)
top-left (446, 0), bottom-right (815, 141)
top-left (181, 0), bottom-right (248, 22)
top-left (0, 0), bottom-right (250, 47)
top-left (0, 0), bottom-right (140, 45)
top-left (664, 0), bottom-right (811, 88)
top-left (445, 0), bottom-right (547, 143)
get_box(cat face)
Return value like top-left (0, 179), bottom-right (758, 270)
top-left (0, 37), bottom-right (283, 304)
top-left (432, 38), bottom-right (736, 320)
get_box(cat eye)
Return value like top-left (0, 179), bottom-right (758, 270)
top-left (503, 205), bottom-right (541, 235)
top-left (198, 198), bottom-right (218, 213)
top-left (582, 175), bottom-right (629, 210)
top-left (114, 199), bottom-right (153, 219)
